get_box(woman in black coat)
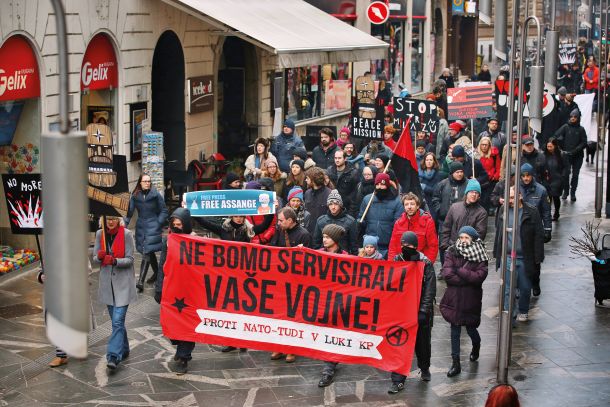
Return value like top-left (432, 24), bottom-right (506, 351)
top-left (125, 173), bottom-right (168, 292)
top-left (543, 138), bottom-right (569, 221)
top-left (354, 165), bottom-right (378, 214)
top-left (440, 226), bottom-right (489, 378)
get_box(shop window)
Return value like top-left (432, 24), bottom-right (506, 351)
top-left (370, 21), bottom-right (404, 93)
top-left (285, 63), bottom-right (352, 122)
top-left (411, 20), bottom-right (424, 94)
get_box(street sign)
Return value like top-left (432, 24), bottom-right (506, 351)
top-left (367, 1), bottom-right (390, 25)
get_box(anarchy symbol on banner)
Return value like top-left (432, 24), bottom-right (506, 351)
top-left (385, 326), bottom-right (409, 347)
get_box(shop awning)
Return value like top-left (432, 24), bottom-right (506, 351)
top-left (161, 0), bottom-right (389, 68)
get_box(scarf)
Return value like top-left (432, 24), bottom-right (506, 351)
top-left (102, 225), bottom-right (125, 258)
top-left (455, 239), bottom-right (489, 263)
top-left (419, 168), bottom-right (437, 181)
top-left (294, 204), bottom-right (306, 227)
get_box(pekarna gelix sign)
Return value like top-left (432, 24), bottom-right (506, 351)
top-left (187, 75), bottom-right (214, 114)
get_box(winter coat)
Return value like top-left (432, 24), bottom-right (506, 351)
top-left (125, 188), bottom-right (168, 254)
top-left (388, 209), bottom-right (438, 262)
top-left (493, 203), bottom-right (545, 279)
top-left (479, 147), bottom-right (501, 181)
top-left (244, 151), bottom-right (277, 180)
top-left (354, 180), bottom-right (376, 216)
top-left (313, 210), bottom-right (360, 255)
top-left (583, 65), bottom-right (600, 91)
top-left (419, 169), bottom-right (444, 217)
top-left (358, 190), bottom-right (403, 252)
top-left (94, 228), bottom-right (137, 307)
top-left (435, 119), bottom-right (449, 158)
top-left (440, 201), bottom-right (488, 250)
top-left (394, 251), bottom-right (436, 318)
top-left (431, 176), bottom-right (468, 221)
top-left (327, 163), bottom-right (359, 217)
top-left (543, 151), bottom-right (569, 197)
top-left (565, 68), bottom-right (583, 94)
top-left (521, 149), bottom-right (549, 183)
top-left (440, 246), bottom-right (488, 327)
top-left (272, 224), bottom-right (312, 248)
top-left (303, 186), bottom-right (332, 234)
top-left (477, 131), bottom-right (507, 156)
top-left (263, 172), bottom-right (287, 199)
top-left (157, 208), bottom-right (193, 298)
top-left (439, 74), bottom-right (455, 88)
top-left (270, 132), bottom-right (305, 172)
top-left (312, 143), bottom-right (339, 169)
top-left (520, 180), bottom-right (552, 232)
top-left (555, 121), bottom-right (588, 158)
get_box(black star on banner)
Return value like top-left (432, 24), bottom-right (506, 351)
top-left (172, 297), bottom-right (188, 313)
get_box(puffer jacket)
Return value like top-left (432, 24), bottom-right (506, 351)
top-left (312, 209), bottom-right (359, 255)
top-left (270, 132), bottom-right (305, 172)
top-left (431, 176), bottom-right (467, 221)
top-left (124, 188), bottom-right (168, 254)
top-left (388, 209), bottom-right (438, 262)
top-left (394, 251), bottom-right (436, 320)
top-left (358, 190), bottom-right (403, 253)
top-left (440, 245), bottom-right (488, 327)
top-left (440, 201), bottom-right (488, 250)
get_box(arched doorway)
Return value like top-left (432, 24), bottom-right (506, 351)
top-left (217, 37), bottom-right (258, 160)
top-left (152, 31), bottom-right (185, 171)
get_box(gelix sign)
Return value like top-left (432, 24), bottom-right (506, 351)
top-left (0, 36), bottom-right (40, 102)
top-left (80, 33), bottom-right (118, 91)
top-left (188, 75), bottom-right (214, 114)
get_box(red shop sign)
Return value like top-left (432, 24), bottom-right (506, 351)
top-left (81, 34), bottom-right (118, 91)
top-left (0, 36), bottom-right (41, 102)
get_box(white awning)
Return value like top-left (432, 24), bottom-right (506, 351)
top-left (161, 0), bottom-right (389, 68)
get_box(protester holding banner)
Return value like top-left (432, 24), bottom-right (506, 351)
top-left (303, 167), bottom-right (332, 234)
top-left (358, 235), bottom-right (384, 259)
top-left (440, 226), bottom-right (489, 378)
top-left (388, 193), bottom-right (438, 262)
top-left (358, 173), bottom-right (403, 258)
top-left (312, 128), bottom-right (339, 170)
top-left (327, 150), bottom-right (359, 217)
top-left (388, 231), bottom-right (436, 393)
top-left (93, 216), bottom-right (136, 370)
top-left (243, 182), bottom-right (277, 245)
top-left (284, 186), bottom-right (312, 231)
top-left (196, 213), bottom-right (272, 244)
top-left (125, 173), bottom-right (168, 292)
top-left (312, 190), bottom-right (359, 255)
top-left (262, 156), bottom-right (287, 199)
top-left (270, 119), bottom-right (304, 173)
top-left (155, 208), bottom-right (197, 375)
top-left (244, 137), bottom-right (275, 181)
top-left (554, 109), bottom-right (587, 201)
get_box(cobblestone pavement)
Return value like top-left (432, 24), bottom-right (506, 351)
top-left (0, 163), bottom-right (610, 406)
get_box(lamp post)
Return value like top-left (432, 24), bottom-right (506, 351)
top-left (597, 0), bottom-right (609, 218)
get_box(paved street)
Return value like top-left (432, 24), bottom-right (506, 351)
top-left (1, 163), bottom-right (610, 407)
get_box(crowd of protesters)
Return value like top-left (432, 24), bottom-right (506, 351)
top-left (78, 61), bottom-right (600, 401)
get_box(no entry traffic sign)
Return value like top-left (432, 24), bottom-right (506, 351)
top-left (367, 1), bottom-right (390, 24)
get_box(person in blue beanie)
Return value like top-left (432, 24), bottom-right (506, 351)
top-left (270, 118), bottom-right (304, 173)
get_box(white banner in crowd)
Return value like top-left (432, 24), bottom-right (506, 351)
top-left (574, 93), bottom-right (596, 142)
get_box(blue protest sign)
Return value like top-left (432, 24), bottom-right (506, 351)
top-left (184, 190), bottom-right (276, 217)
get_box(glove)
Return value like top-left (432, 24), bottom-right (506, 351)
top-left (544, 230), bottom-right (552, 243)
top-left (418, 311), bottom-right (428, 323)
top-left (154, 292), bottom-right (162, 304)
top-left (97, 250), bottom-right (107, 260)
top-left (102, 255), bottom-right (115, 266)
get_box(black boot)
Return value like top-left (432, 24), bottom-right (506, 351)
top-left (447, 357), bottom-right (461, 377)
top-left (137, 259), bottom-right (149, 292)
top-left (470, 344), bottom-right (480, 362)
top-left (146, 271), bottom-right (158, 284)
top-left (146, 253), bottom-right (158, 283)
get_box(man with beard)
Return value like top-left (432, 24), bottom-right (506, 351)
top-left (327, 150), bottom-right (359, 217)
top-left (313, 190), bottom-right (359, 255)
top-left (312, 127), bottom-right (339, 169)
top-left (554, 109), bottom-right (587, 201)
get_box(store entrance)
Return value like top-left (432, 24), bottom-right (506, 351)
top-left (152, 31), bottom-right (186, 173)
top-left (217, 37), bottom-right (258, 161)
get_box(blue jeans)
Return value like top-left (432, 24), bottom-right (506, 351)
top-left (450, 324), bottom-right (480, 359)
top-left (107, 305), bottom-right (129, 362)
top-left (503, 258), bottom-right (531, 315)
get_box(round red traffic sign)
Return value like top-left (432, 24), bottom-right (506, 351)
top-left (367, 1), bottom-right (390, 25)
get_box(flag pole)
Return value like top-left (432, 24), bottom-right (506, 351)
top-left (359, 117), bottom-right (411, 223)
top-left (471, 119), bottom-right (476, 177)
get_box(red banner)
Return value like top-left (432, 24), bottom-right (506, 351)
top-left (160, 234), bottom-right (424, 375)
top-left (0, 36), bottom-right (41, 102)
top-left (81, 33), bottom-right (118, 91)
top-left (447, 85), bottom-right (493, 120)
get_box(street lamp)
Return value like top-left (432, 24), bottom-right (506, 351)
top-left (596, 0), bottom-right (609, 218)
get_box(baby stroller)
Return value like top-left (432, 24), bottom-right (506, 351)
top-left (591, 234), bottom-right (610, 307)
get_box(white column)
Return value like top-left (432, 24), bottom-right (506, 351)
top-left (404, 0), bottom-right (413, 92)
top-left (423, 0), bottom-right (433, 92)
top-left (353, 0), bottom-right (372, 79)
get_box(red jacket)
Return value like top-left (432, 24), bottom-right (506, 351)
top-left (388, 209), bottom-right (438, 262)
top-left (583, 65), bottom-right (599, 91)
top-left (479, 147), bottom-right (501, 181)
top-left (247, 214), bottom-right (276, 244)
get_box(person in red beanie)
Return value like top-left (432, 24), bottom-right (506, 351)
top-left (439, 122), bottom-right (464, 160)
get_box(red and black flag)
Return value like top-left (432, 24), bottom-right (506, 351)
top-left (447, 85), bottom-right (493, 120)
top-left (392, 118), bottom-right (423, 198)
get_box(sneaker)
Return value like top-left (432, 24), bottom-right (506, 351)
top-left (516, 313), bottom-right (529, 322)
top-left (173, 359), bottom-right (188, 375)
top-left (48, 357), bottom-right (68, 368)
top-left (106, 357), bottom-right (118, 370)
top-left (318, 374), bottom-right (334, 387)
top-left (388, 382), bottom-right (405, 394)
top-left (420, 368), bottom-right (431, 382)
